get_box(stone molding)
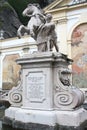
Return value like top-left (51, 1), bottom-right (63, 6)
top-left (56, 18), bottom-right (67, 24)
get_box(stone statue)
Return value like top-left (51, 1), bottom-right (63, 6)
top-left (17, 3), bottom-right (59, 52)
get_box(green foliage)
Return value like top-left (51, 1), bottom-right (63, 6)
top-left (0, 1), bottom-right (12, 12)
top-left (0, 1), bottom-right (14, 28)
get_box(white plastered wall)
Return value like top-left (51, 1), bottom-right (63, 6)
top-left (0, 36), bottom-right (37, 89)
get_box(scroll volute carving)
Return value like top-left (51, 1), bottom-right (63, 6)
top-left (54, 67), bottom-right (84, 110)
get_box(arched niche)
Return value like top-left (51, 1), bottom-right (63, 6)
top-left (71, 23), bottom-right (87, 88)
top-left (2, 54), bottom-right (21, 90)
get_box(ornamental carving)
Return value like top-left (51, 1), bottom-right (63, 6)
top-left (8, 70), bottom-right (23, 106)
top-left (17, 4), bottom-right (59, 52)
top-left (54, 67), bottom-right (84, 110)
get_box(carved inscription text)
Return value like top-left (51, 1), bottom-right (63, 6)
top-left (26, 72), bottom-right (46, 102)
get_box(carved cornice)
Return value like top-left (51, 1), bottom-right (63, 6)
top-left (56, 18), bottom-right (68, 24)
top-left (45, 1), bottom-right (87, 14)
top-left (71, 0), bottom-right (87, 5)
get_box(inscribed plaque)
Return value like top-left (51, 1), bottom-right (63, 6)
top-left (26, 71), bottom-right (46, 102)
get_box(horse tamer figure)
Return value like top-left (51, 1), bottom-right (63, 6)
top-left (17, 3), bottom-right (59, 52)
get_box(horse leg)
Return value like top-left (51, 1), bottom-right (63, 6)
top-left (17, 25), bottom-right (24, 38)
top-left (17, 25), bottom-right (30, 38)
top-left (29, 25), bottom-right (36, 39)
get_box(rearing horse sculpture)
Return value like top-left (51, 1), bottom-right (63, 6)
top-left (17, 3), bottom-right (59, 52)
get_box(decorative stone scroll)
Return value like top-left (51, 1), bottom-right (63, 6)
top-left (8, 81), bottom-right (22, 106)
top-left (54, 67), bottom-right (84, 110)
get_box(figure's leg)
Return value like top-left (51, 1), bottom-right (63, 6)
top-left (47, 37), bottom-right (51, 51)
top-left (50, 41), bottom-right (53, 51)
top-left (53, 39), bottom-right (59, 52)
top-left (54, 42), bottom-right (59, 52)
top-left (47, 41), bottom-right (50, 51)
top-left (50, 39), bottom-right (59, 52)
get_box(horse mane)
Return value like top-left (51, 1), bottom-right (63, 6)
top-left (27, 3), bottom-right (40, 9)
top-left (27, 3), bottom-right (44, 14)
top-left (33, 3), bottom-right (41, 9)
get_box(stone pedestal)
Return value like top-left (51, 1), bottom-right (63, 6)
top-left (3, 52), bottom-right (87, 130)
top-left (4, 107), bottom-right (87, 130)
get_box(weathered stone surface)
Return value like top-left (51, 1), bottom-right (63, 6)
top-left (15, 52), bottom-right (84, 110)
top-left (3, 52), bottom-right (87, 130)
top-left (3, 117), bottom-right (87, 130)
top-left (3, 116), bottom-right (13, 126)
top-left (13, 121), bottom-right (56, 130)
top-left (17, 4), bottom-right (59, 52)
top-left (0, 0), bottom-right (21, 39)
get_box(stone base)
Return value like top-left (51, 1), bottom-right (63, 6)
top-left (3, 106), bottom-right (87, 130)
top-left (3, 118), bottom-right (87, 130)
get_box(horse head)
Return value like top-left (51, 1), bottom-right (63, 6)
top-left (22, 3), bottom-right (42, 17)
